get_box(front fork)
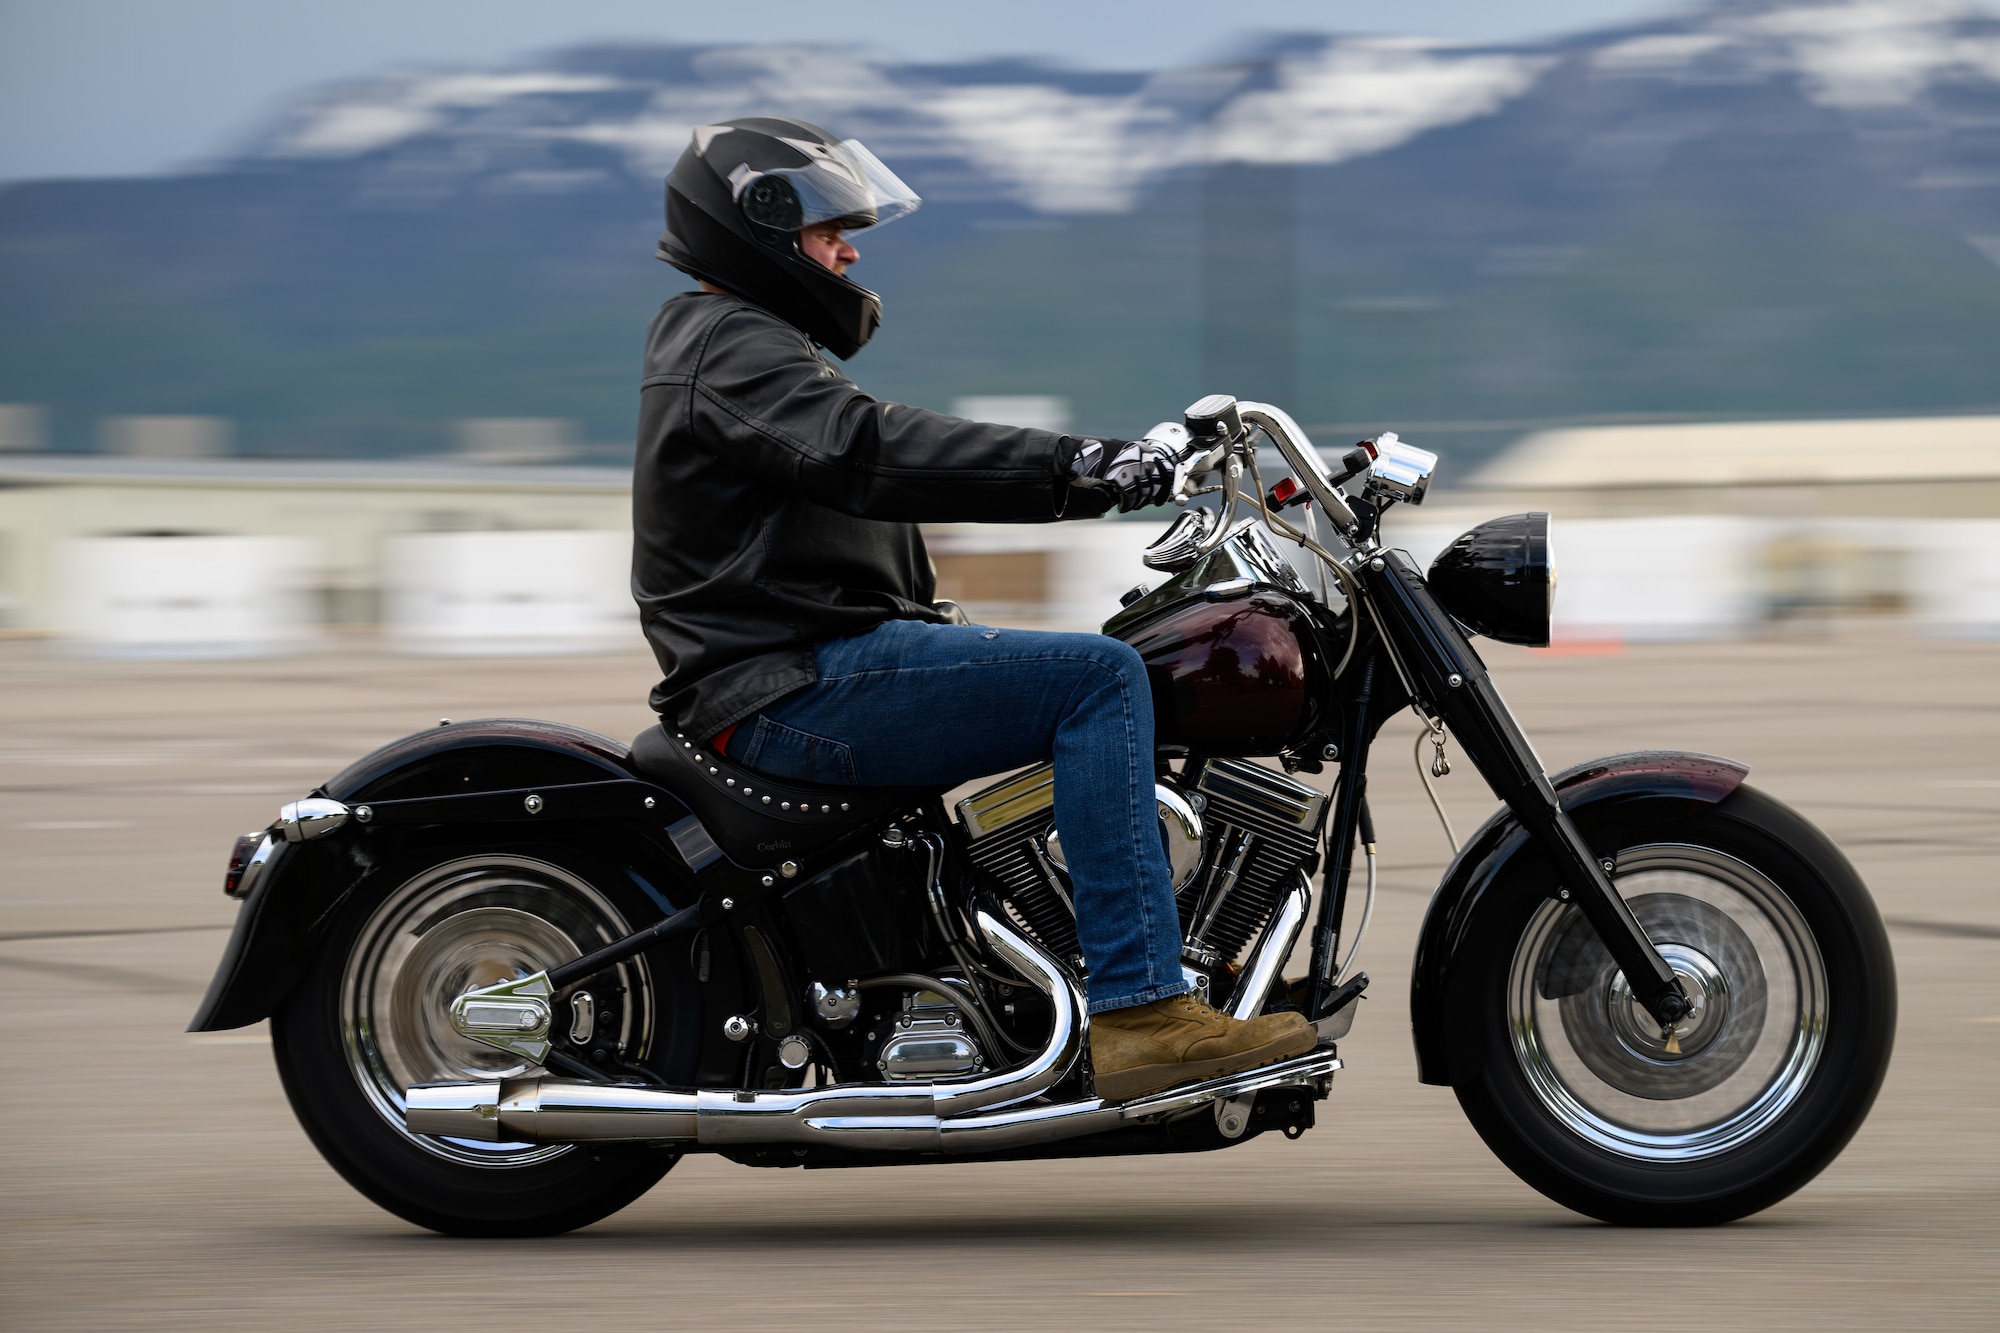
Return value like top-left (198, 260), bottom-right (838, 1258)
top-left (1305, 551), bottom-right (1690, 1030)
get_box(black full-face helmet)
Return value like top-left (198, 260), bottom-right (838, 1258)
top-left (656, 116), bottom-right (921, 359)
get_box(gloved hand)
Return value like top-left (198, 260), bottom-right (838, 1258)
top-left (1064, 435), bottom-right (1185, 513)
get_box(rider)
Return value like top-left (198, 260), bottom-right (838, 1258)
top-left (633, 116), bottom-right (1314, 1102)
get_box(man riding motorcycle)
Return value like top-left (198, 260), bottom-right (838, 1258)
top-left (633, 116), bottom-right (1315, 1101)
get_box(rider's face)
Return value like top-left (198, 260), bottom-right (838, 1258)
top-left (799, 222), bottom-right (859, 276)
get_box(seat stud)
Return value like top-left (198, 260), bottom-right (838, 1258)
top-left (709, 767), bottom-right (718, 775)
top-left (821, 804), bottom-right (831, 814)
top-left (725, 778), bottom-right (735, 787)
top-left (841, 803), bottom-right (850, 812)
top-left (781, 802), bottom-right (791, 810)
top-left (762, 796), bottom-right (772, 805)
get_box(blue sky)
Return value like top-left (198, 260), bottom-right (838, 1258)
top-left (0, 0), bottom-right (1704, 182)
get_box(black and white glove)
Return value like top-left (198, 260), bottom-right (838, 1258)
top-left (1064, 435), bottom-right (1183, 513)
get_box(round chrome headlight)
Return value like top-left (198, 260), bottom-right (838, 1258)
top-left (1426, 512), bottom-right (1553, 647)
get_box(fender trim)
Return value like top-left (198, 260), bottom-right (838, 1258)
top-left (188, 720), bottom-right (639, 1032)
top-left (1408, 750), bottom-right (1748, 1085)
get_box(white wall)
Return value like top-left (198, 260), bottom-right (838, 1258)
top-left (382, 530), bottom-right (633, 655)
top-left (56, 536), bottom-right (315, 658)
top-left (1908, 520), bottom-right (2000, 636)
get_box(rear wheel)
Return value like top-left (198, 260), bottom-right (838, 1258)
top-left (1450, 786), bottom-right (1895, 1224)
top-left (272, 846), bottom-right (687, 1235)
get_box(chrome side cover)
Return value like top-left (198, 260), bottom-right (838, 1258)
top-left (448, 971), bottom-right (555, 1064)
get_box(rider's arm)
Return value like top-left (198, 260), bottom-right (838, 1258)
top-left (682, 307), bottom-right (1102, 522)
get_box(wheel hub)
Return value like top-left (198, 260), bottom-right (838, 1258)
top-left (1606, 944), bottom-right (1732, 1061)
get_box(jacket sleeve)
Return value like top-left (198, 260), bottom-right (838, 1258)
top-left (683, 307), bottom-right (1096, 523)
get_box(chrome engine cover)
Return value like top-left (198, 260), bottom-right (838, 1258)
top-left (878, 987), bottom-right (983, 1079)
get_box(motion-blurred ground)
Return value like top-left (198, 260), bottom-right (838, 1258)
top-left (2, 636), bottom-right (1995, 1330)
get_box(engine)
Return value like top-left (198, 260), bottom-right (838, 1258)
top-left (958, 758), bottom-right (1328, 983)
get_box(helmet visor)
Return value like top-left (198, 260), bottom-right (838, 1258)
top-left (723, 137), bottom-right (921, 235)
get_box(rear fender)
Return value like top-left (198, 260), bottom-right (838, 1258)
top-left (1408, 751), bottom-right (1749, 1085)
top-left (189, 720), bottom-right (641, 1032)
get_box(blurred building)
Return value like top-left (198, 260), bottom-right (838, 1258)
top-left (99, 415), bottom-right (232, 458)
top-left (453, 417), bottom-right (582, 465)
top-left (0, 454), bottom-right (630, 652)
top-left (1468, 416), bottom-right (2000, 519)
top-left (0, 446), bottom-right (1175, 656)
top-left (11, 411), bottom-right (2000, 656)
top-left (950, 397), bottom-right (1071, 433)
top-left (1391, 414), bottom-right (2000, 640)
top-left (0, 404), bottom-right (48, 453)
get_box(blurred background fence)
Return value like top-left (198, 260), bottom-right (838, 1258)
top-left (8, 408), bottom-right (2000, 656)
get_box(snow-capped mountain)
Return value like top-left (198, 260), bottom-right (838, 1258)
top-left (253, 0), bottom-right (2000, 208)
top-left (3, 0), bottom-right (1998, 458)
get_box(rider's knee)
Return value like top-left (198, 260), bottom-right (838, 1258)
top-left (1087, 635), bottom-right (1148, 697)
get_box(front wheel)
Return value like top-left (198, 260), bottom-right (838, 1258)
top-left (1450, 785), bottom-right (1895, 1225)
top-left (271, 846), bottom-right (688, 1236)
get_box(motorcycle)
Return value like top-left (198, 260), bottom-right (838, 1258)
top-left (191, 394), bottom-right (1895, 1235)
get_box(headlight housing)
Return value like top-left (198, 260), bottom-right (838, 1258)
top-left (1426, 512), bottom-right (1554, 647)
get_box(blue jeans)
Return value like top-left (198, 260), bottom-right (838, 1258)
top-left (723, 618), bottom-right (1189, 1014)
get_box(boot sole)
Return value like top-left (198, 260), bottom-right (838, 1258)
top-left (1094, 1027), bottom-right (1319, 1104)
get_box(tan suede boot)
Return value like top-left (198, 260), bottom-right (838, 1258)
top-left (1089, 993), bottom-right (1317, 1103)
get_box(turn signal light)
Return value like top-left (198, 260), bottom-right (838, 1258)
top-left (1266, 477), bottom-right (1309, 510)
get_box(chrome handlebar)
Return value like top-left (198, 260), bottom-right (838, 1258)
top-left (1161, 397), bottom-right (1439, 555)
top-left (1236, 402), bottom-right (1359, 533)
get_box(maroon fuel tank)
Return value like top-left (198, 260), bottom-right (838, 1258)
top-left (1113, 588), bottom-right (1328, 756)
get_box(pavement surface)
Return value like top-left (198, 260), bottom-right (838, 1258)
top-left (2, 634), bottom-right (1996, 1330)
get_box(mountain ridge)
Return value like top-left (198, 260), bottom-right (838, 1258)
top-left (3, 0), bottom-right (1997, 463)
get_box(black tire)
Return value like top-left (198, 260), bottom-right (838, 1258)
top-left (1449, 784), bottom-right (1895, 1225)
top-left (271, 841), bottom-right (696, 1236)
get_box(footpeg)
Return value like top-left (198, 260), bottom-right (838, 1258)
top-left (1118, 1046), bottom-right (1342, 1122)
top-left (450, 971), bottom-right (554, 1064)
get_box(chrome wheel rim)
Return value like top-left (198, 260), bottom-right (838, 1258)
top-left (339, 854), bottom-right (651, 1167)
top-left (1507, 844), bottom-right (1827, 1161)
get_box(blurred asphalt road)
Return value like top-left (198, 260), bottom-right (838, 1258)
top-left (2, 635), bottom-right (1996, 1330)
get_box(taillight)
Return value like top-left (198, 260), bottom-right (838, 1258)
top-left (224, 833), bottom-right (264, 898)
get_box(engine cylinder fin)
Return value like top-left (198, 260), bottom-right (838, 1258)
top-left (1182, 760), bottom-right (1329, 965)
top-left (959, 757), bottom-right (1326, 975)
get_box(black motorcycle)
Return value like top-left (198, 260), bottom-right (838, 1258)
top-left (192, 395), bottom-right (1895, 1235)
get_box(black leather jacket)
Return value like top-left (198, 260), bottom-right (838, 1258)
top-left (634, 291), bottom-right (1096, 739)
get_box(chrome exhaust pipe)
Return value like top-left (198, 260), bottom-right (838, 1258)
top-left (409, 906), bottom-right (1085, 1146)
top-left (406, 1078), bottom-right (700, 1141)
top-left (1230, 873), bottom-right (1310, 1020)
top-left (407, 888), bottom-right (1338, 1152)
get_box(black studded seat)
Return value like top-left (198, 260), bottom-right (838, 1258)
top-left (626, 724), bottom-right (939, 867)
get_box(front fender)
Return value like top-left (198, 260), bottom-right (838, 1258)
top-left (188, 720), bottom-right (636, 1032)
top-left (1408, 750), bottom-right (1748, 1085)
